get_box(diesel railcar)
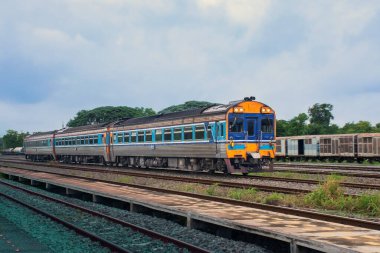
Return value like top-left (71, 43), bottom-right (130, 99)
top-left (24, 98), bottom-right (276, 174)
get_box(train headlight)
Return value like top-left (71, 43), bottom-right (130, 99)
top-left (261, 107), bottom-right (271, 113)
top-left (233, 107), bottom-right (244, 113)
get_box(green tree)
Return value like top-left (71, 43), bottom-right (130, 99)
top-left (340, 121), bottom-right (374, 133)
top-left (307, 103), bottom-right (334, 134)
top-left (0, 137), bottom-right (3, 150)
top-left (287, 113), bottom-right (309, 136)
top-left (276, 119), bottom-right (289, 137)
top-left (67, 106), bottom-right (156, 127)
top-left (2, 130), bottom-right (28, 148)
top-left (158, 101), bottom-right (216, 114)
top-left (374, 123), bottom-right (380, 133)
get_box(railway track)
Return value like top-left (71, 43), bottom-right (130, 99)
top-left (0, 179), bottom-right (210, 253)
top-left (1, 167), bottom-right (380, 232)
top-left (1, 159), bottom-right (380, 194)
top-left (275, 162), bottom-right (380, 171)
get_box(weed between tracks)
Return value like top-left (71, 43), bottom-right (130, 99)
top-left (304, 175), bottom-right (380, 216)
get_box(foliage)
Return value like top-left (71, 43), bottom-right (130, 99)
top-left (308, 103), bottom-right (334, 126)
top-left (276, 120), bottom-right (289, 137)
top-left (277, 102), bottom-right (380, 136)
top-left (339, 121), bottom-right (374, 134)
top-left (0, 137), bottom-right (3, 150)
top-left (2, 130), bottom-right (28, 148)
top-left (67, 106), bottom-right (156, 127)
top-left (158, 101), bottom-right (216, 114)
top-left (286, 113), bottom-right (309, 136)
top-left (304, 176), bottom-right (380, 216)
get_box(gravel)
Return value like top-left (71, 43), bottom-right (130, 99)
top-left (0, 178), bottom-right (271, 253)
top-left (0, 196), bottom-right (110, 253)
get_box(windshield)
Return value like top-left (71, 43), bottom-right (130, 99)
top-left (261, 118), bottom-right (274, 133)
top-left (229, 117), bottom-right (244, 132)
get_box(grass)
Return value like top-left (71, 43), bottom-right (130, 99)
top-left (264, 193), bottom-right (286, 205)
top-left (227, 188), bottom-right (257, 201)
top-left (117, 176), bottom-right (134, 184)
top-left (205, 183), bottom-right (219, 196)
top-left (304, 175), bottom-right (380, 216)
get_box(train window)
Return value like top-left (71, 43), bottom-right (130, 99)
top-left (138, 131), bottom-right (145, 142)
top-left (184, 126), bottom-right (193, 141)
top-left (261, 118), bottom-right (274, 133)
top-left (195, 125), bottom-right (205, 140)
top-left (247, 120), bottom-right (255, 136)
top-left (81, 137), bottom-right (85, 145)
top-left (276, 140), bottom-right (282, 152)
top-left (146, 130), bottom-right (152, 142)
top-left (131, 131), bottom-right (137, 143)
top-left (164, 129), bottom-right (172, 142)
top-left (113, 133), bottom-right (117, 143)
top-left (174, 128), bottom-right (182, 141)
top-left (218, 123), bottom-right (225, 138)
top-left (207, 125), bottom-right (213, 140)
top-left (155, 129), bottom-right (162, 142)
top-left (124, 132), bottom-right (130, 143)
top-left (118, 133), bottom-right (123, 143)
top-left (89, 136), bottom-right (94, 145)
top-left (229, 117), bottom-right (243, 132)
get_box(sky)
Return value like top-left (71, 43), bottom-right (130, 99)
top-left (1, 0), bottom-right (380, 136)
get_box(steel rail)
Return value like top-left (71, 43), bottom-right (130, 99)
top-left (1, 167), bottom-right (380, 231)
top-left (0, 192), bottom-right (130, 253)
top-left (0, 180), bottom-right (210, 253)
top-left (0, 161), bottom-right (319, 195)
top-left (275, 162), bottom-right (380, 172)
top-left (2, 159), bottom-right (380, 193)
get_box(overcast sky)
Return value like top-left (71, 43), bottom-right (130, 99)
top-left (1, 0), bottom-right (380, 135)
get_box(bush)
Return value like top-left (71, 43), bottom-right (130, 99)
top-left (305, 176), bottom-right (343, 208)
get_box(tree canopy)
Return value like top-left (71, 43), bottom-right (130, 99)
top-left (277, 103), bottom-right (379, 136)
top-left (2, 130), bottom-right (28, 148)
top-left (67, 106), bottom-right (156, 127)
top-left (158, 101), bottom-right (216, 114)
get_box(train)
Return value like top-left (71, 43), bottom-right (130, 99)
top-left (24, 97), bottom-right (276, 174)
top-left (276, 133), bottom-right (380, 162)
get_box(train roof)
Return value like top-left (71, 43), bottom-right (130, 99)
top-left (26, 130), bottom-right (56, 138)
top-left (57, 122), bottom-right (109, 134)
top-left (113, 104), bottom-right (230, 127)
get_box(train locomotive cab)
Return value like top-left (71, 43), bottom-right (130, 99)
top-left (226, 97), bottom-right (275, 172)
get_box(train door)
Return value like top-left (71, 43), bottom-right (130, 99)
top-left (332, 139), bottom-right (339, 155)
top-left (298, 140), bottom-right (304, 155)
top-left (103, 130), bottom-right (112, 163)
top-left (245, 117), bottom-right (258, 141)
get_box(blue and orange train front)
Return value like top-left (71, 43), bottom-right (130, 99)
top-left (225, 99), bottom-right (276, 170)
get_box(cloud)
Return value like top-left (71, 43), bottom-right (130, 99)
top-left (0, 0), bottom-right (380, 136)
